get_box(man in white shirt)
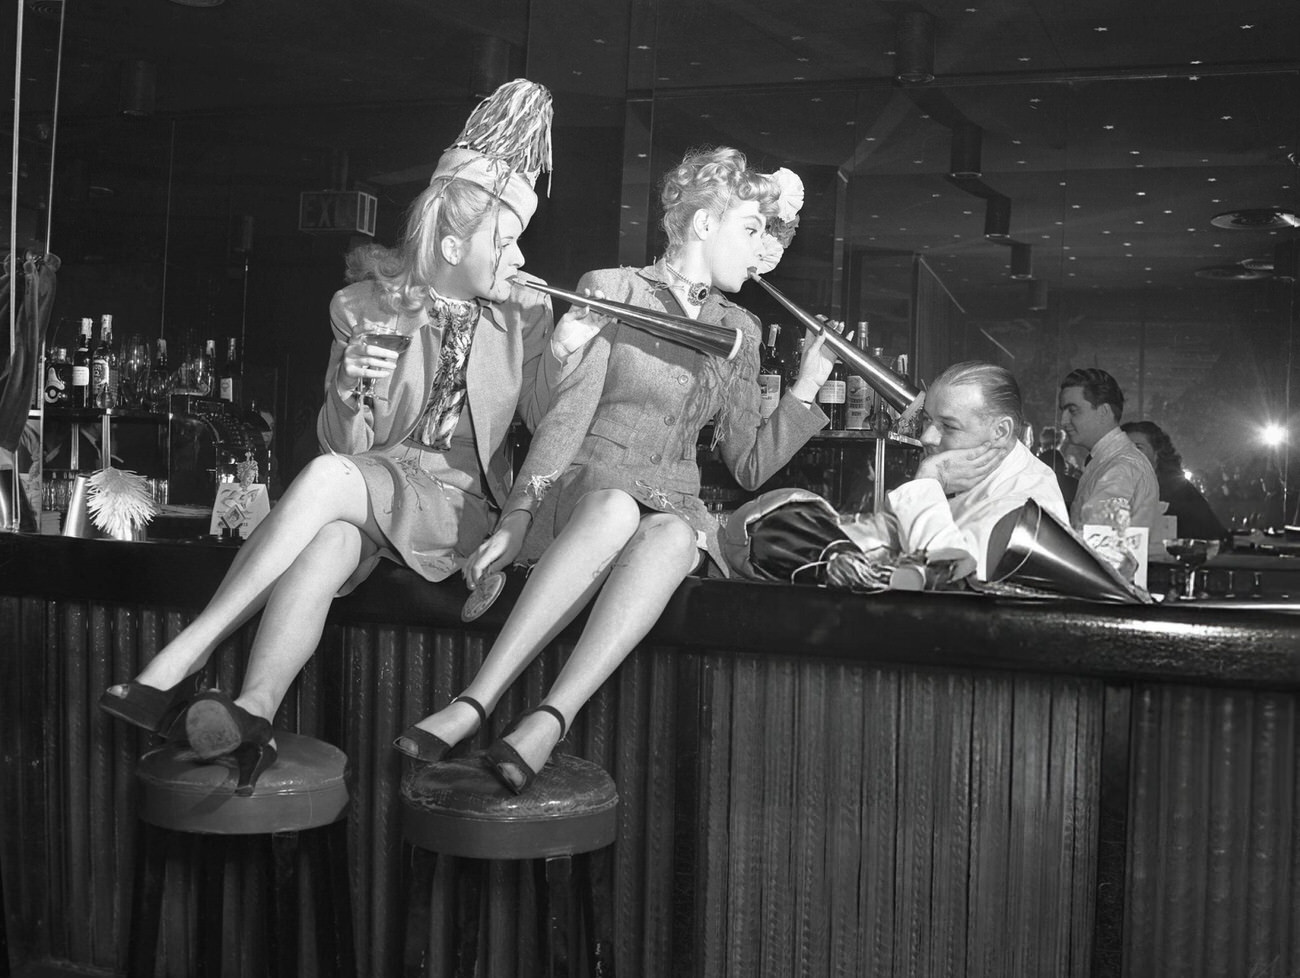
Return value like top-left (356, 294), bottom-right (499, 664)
top-left (1057, 367), bottom-right (1160, 531)
top-left (885, 361), bottom-right (1069, 580)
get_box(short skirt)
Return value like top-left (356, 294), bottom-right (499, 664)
top-left (338, 425), bottom-right (492, 595)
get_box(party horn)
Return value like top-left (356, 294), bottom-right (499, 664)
top-left (511, 277), bottom-right (744, 361)
top-left (746, 268), bottom-right (923, 415)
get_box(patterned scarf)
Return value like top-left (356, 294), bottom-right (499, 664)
top-left (410, 290), bottom-right (479, 450)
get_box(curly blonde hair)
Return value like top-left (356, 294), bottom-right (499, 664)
top-left (659, 147), bottom-right (779, 258)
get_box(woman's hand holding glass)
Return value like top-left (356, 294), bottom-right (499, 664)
top-left (343, 322), bottom-right (412, 404)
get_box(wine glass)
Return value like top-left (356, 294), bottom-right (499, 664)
top-left (118, 335), bottom-right (151, 408)
top-left (355, 322), bottom-right (413, 404)
top-left (1164, 538), bottom-right (1221, 599)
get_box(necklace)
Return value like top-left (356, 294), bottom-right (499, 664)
top-left (663, 262), bottom-right (710, 307)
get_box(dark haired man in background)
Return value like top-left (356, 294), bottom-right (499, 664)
top-left (1058, 367), bottom-right (1159, 531)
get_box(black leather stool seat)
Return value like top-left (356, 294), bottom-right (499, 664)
top-left (138, 730), bottom-right (349, 833)
top-left (130, 730), bottom-right (355, 978)
top-left (401, 751), bottom-right (619, 978)
top-left (402, 751), bottom-right (618, 858)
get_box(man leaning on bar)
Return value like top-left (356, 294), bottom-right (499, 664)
top-left (860, 361), bottom-right (1069, 580)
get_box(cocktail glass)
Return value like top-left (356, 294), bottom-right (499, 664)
top-left (1163, 538), bottom-right (1221, 600)
top-left (355, 322), bottom-right (413, 404)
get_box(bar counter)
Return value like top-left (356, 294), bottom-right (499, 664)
top-left (4, 532), bottom-right (1300, 977)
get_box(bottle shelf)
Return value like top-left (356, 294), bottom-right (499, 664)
top-left (43, 406), bottom-right (171, 423)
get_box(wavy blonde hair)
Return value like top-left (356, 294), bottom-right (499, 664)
top-left (345, 177), bottom-right (497, 314)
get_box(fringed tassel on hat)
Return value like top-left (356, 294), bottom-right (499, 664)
top-left (451, 78), bottom-right (553, 188)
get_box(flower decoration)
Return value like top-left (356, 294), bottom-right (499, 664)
top-left (760, 167), bottom-right (805, 270)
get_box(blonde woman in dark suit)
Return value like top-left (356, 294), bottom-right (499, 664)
top-left (396, 147), bottom-right (836, 792)
top-left (99, 81), bottom-right (597, 793)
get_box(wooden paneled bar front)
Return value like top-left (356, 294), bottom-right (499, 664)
top-left (3, 533), bottom-right (1300, 977)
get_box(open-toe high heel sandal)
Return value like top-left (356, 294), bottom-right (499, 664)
top-left (484, 704), bottom-right (567, 796)
top-left (98, 672), bottom-right (204, 734)
top-left (182, 689), bottom-right (273, 762)
top-left (393, 695), bottom-right (488, 763)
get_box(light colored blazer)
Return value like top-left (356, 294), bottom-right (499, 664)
top-left (316, 275), bottom-right (568, 508)
top-left (505, 265), bottom-right (828, 574)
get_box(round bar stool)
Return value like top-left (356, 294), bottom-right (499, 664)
top-left (401, 751), bottom-right (618, 978)
top-left (130, 730), bottom-right (355, 978)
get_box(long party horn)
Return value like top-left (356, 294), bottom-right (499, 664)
top-left (511, 277), bottom-right (744, 361)
top-left (747, 268), bottom-right (923, 415)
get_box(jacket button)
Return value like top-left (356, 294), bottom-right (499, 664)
top-left (677, 375), bottom-right (688, 385)
top-left (650, 453), bottom-right (662, 464)
top-left (664, 415), bottom-right (675, 425)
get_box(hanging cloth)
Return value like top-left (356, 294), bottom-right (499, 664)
top-left (0, 251), bottom-right (60, 453)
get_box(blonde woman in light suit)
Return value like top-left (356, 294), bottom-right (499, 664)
top-left (396, 147), bottom-right (836, 793)
top-left (99, 80), bottom-right (597, 793)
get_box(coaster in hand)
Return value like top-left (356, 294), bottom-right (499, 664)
top-left (461, 571), bottom-right (505, 622)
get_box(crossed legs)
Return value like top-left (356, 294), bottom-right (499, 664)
top-left (122, 454), bottom-right (383, 723)
top-left (410, 488), bottom-right (699, 776)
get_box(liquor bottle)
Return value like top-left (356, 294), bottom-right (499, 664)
top-left (757, 324), bottom-right (784, 419)
top-left (195, 339), bottom-right (216, 397)
top-left (845, 321), bottom-right (872, 430)
top-left (816, 321), bottom-right (847, 429)
top-left (94, 314), bottom-right (118, 408)
top-left (43, 348), bottom-right (71, 406)
top-left (219, 337), bottom-right (241, 405)
top-left (148, 338), bottom-right (172, 410)
top-left (871, 347), bottom-right (894, 433)
top-left (72, 318), bottom-right (93, 408)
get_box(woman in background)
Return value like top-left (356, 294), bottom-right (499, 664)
top-left (395, 147), bottom-right (836, 793)
top-left (1122, 420), bottom-right (1229, 543)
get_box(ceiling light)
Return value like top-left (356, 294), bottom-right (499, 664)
top-left (894, 10), bottom-right (935, 84)
top-left (1193, 264), bottom-right (1270, 281)
top-left (1211, 209), bottom-right (1300, 230)
top-left (167, 0), bottom-right (225, 6)
top-left (984, 196), bottom-right (1011, 240)
top-left (1028, 280), bottom-right (1048, 310)
top-left (948, 124), bottom-right (982, 178)
top-left (1009, 243), bottom-right (1033, 280)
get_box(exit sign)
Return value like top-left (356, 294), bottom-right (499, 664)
top-left (298, 190), bottom-right (377, 235)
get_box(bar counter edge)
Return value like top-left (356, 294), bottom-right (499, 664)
top-left (4, 532), bottom-right (1300, 978)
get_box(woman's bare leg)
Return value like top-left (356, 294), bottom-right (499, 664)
top-left (498, 511), bottom-right (698, 774)
top-left (406, 489), bottom-right (643, 744)
top-left (233, 519), bottom-right (379, 723)
top-left (130, 455), bottom-right (376, 692)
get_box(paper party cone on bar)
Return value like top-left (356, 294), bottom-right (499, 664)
top-left (988, 499), bottom-right (1146, 603)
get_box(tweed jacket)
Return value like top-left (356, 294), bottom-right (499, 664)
top-left (316, 275), bottom-right (570, 509)
top-left (505, 265), bottom-right (828, 575)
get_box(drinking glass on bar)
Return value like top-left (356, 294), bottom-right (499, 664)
top-left (1164, 538), bottom-right (1220, 600)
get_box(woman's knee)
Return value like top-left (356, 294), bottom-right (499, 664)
top-left (570, 489), bottom-right (642, 535)
top-left (637, 513), bottom-right (698, 562)
top-left (294, 454), bottom-right (363, 495)
top-left (302, 520), bottom-right (364, 565)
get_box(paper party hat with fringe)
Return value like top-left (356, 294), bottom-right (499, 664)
top-left (430, 79), bottom-right (553, 226)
